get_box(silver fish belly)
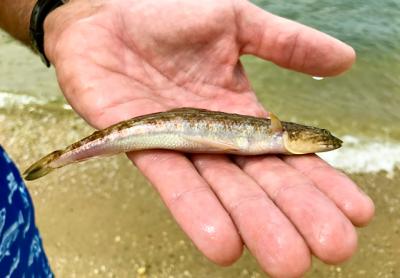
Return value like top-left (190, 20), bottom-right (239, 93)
top-left (23, 107), bottom-right (342, 180)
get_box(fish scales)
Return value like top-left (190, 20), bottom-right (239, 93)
top-left (23, 108), bottom-right (342, 180)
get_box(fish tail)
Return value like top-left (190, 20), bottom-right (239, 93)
top-left (23, 150), bottom-right (64, 181)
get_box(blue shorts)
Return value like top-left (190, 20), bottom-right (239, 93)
top-left (0, 145), bottom-right (53, 277)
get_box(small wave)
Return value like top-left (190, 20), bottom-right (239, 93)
top-left (319, 135), bottom-right (400, 175)
top-left (0, 91), bottom-right (45, 107)
top-left (1, 93), bottom-right (398, 174)
top-left (0, 91), bottom-right (71, 110)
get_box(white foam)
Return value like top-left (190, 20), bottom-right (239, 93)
top-left (319, 135), bottom-right (400, 175)
top-left (0, 91), bottom-right (71, 110)
top-left (0, 91), bottom-right (45, 107)
top-left (1, 94), bottom-right (399, 175)
top-left (62, 104), bottom-right (72, 110)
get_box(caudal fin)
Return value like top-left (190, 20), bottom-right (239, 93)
top-left (23, 150), bottom-right (63, 181)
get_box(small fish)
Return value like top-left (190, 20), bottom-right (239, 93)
top-left (23, 108), bottom-right (342, 180)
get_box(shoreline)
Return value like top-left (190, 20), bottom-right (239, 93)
top-left (1, 105), bottom-right (399, 277)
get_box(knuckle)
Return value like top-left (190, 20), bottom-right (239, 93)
top-left (302, 164), bottom-right (332, 177)
top-left (271, 179), bottom-right (312, 202)
top-left (227, 193), bottom-right (268, 215)
top-left (168, 185), bottom-right (210, 208)
top-left (274, 29), bottom-right (304, 68)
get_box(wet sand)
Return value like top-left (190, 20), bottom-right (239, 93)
top-left (1, 105), bottom-right (399, 277)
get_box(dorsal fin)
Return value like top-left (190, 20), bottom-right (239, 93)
top-left (269, 112), bottom-right (283, 133)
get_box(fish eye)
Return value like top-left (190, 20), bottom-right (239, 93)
top-left (323, 129), bottom-right (331, 135)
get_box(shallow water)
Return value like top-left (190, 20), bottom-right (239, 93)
top-left (1, 105), bottom-right (399, 277)
top-left (1, 0), bottom-right (400, 276)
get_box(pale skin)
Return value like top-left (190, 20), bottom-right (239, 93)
top-left (0, 0), bottom-right (375, 277)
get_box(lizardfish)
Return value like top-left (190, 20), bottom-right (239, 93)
top-left (23, 108), bottom-right (342, 180)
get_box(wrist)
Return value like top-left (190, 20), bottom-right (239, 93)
top-left (42, 0), bottom-right (106, 66)
top-left (30, 0), bottom-right (67, 66)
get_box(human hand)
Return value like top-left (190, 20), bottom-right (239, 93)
top-left (43, 0), bottom-right (374, 276)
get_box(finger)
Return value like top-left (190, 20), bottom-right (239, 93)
top-left (236, 155), bottom-right (358, 264)
top-left (192, 154), bottom-right (311, 278)
top-left (127, 150), bottom-right (243, 265)
top-left (282, 154), bottom-right (375, 226)
top-left (237, 1), bottom-right (355, 76)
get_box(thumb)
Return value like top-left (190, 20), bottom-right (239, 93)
top-left (237, 2), bottom-right (355, 76)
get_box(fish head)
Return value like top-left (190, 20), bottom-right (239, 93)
top-left (282, 123), bottom-right (342, 154)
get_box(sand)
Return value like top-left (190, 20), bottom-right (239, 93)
top-left (1, 104), bottom-right (399, 277)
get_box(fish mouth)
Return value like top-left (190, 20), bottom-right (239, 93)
top-left (283, 132), bottom-right (343, 154)
top-left (318, 135), bottom-right (343, 151)
top-left (332, 135), bottom-right (343, 148)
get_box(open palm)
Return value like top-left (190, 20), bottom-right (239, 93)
top-left (44, 0), bottom-right (374, 276)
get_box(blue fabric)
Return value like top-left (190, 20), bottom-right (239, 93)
top-left (0, 145), bottom-right (53, 277)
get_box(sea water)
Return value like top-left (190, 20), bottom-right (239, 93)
top-left (0, 1), bottom-right (400, 276)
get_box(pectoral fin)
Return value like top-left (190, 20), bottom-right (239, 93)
top-left (269, 112), bottom-right (283, 133)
